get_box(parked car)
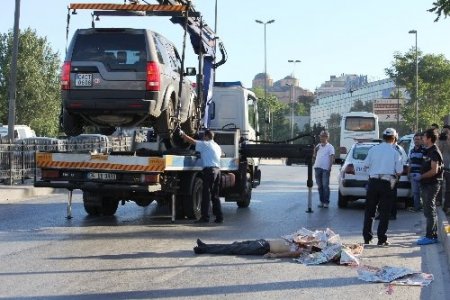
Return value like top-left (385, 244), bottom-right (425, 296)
top-left (398, 133), bottom-right (414, 156)
top-left (0, 125), bottom-right (36, 140)
top-left (61, 28), bottom-right (199, 145)
top-left (337, 141), bottom-right (411, 208)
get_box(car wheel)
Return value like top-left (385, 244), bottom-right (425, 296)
top-left (63, 110), bottom-right (83, 136)
top-left (338, 190), bottom-right (349, 208)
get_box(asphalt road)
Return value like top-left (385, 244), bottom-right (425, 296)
top-left (0, 163), bottom-right (449, 299)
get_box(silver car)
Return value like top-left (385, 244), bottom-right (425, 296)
top-left (61, 28), bottom-right (199, 146)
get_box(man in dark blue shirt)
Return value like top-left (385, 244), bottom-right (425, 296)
top-left (408, 132), bottom-right (426, 211)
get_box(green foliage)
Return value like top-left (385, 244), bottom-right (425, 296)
top-left (385, 50), bottom-right (450, 130)
top-left (326, 113), bottom-right (341, 155)
top-left (349, 99), bottom-right (372, 112)
top-left (428, 0), bottom-right (450, 21)
top-left (0, 28), bottom-right (61, 137)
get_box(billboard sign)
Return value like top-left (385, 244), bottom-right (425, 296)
top-left (373, 99), bottom-right (404, 122)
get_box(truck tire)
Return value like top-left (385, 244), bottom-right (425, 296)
top-left (63, 110), bottom-right (83, 136)
top-left (83, 192), bottom-right (101, 216)
top-left (338, 190), bottom-right (349, 208)
top-left (183, 176), bottom-right (203, 219)
top-left (236, 174), bottom-right (252, 208)
top-left (83, 192), bottom-right (119, 216)
top-left (101, 197), bottom-right (119, 216)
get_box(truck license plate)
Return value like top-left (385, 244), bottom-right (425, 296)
top-left (87, 172), bottom-right (116, 180)
top-left (75, 74), bottom-right (92, 87)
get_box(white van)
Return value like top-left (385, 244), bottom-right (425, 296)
top-left (0, 125), bottom-right (36, 140)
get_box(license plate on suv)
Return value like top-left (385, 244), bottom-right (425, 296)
top-left (87, 172), bottom-right (116, 180)
top-left (75, 74), bottom-right (92, 87)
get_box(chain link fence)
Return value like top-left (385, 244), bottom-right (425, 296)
top-left (0, 135), bottom-right (133, 184)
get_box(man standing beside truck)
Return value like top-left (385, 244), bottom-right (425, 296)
top-left (180, 129), bottom-right (224, 224)
top-left (313, 130), bottom-right (335, 208)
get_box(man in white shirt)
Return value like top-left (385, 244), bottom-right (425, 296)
top-left (181, 129), bottom-right (223, 224)
top-left (362, 128), bottom-right (403, 246)
top-left (313, 130), bottom-right (335, 208)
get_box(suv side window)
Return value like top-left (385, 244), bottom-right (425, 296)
top-left (152, 34), bottom-right (165, 64)
top-left (156, 34), bottom-right (181, 74)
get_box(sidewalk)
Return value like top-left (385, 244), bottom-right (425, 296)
top-left (0, 183), bottom-right (66, 203)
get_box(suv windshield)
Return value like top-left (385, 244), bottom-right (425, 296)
top-left (72, 31), bottom-right (146, 71)
top-left (352, 144), bottom-right (375, 160)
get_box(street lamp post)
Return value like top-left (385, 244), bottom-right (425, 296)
top-left (287, 59), bottom-right (301, 141)
top-left (409, 29), bottom-right (418, 131)
top-left (255, 19), bottom-right (275, 140)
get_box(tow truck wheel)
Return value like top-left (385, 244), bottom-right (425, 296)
top-left (83, 192), bottom-right (101, 216)
top-left (183, 176), bottom-right (203, 219)
top-left (338, 190), bottom-right (349, 208)
top-left (101, 197), bottom-right (119, 216)
top-left (237, 174), bottom-right (252, 208)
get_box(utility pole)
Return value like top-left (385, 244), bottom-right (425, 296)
top-left (409, 29), bottom-right (419, 131)
top-left (7, 0), bottom-right (21, 186)
top-left (255, 19), bottom-right (275, 140)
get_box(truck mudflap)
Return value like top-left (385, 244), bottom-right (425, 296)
top-left (34, 181), bottom-right (160, 193)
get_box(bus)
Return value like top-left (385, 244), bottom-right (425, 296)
top-left (339, 112), bottom-right (379, 159)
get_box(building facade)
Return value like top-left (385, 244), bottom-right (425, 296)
top-left (310, 78), bottom-right (399, 126)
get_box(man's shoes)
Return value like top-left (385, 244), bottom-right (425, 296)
top-left (318, 203), bottom-right (324, 208)
top-left (377, 241), bottom-right (390, 247)
top-left (364, 239), bottom-right (372, 245)
top-left (196, 239), bottom-right (206, 247)
top-left (194, 218), bottom-right (209, 224)
top-left (193, 246), bottom-right (205, 254)
top-left (417, 236), bottom-right (438, 245)
top-left (323, 203), bottom-right (329, 208)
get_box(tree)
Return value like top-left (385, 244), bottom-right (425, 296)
top-left (252, 87), bottom-right (290, 141)
top-left (0, 28), bottom-right (61, 136)
top-left (326, 113), bottom-right (341, 156)
top-left (428, 0), bottom-right (450, 21)
top-left (385, 50), bottom-right (450, 130)
top-left (349, 99), bottom-right (372, 112)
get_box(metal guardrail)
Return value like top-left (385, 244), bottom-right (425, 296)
top-left (0, 136), bottom-right (134, 184)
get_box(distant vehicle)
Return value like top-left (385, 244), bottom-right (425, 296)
top-left (398, 134), bottom-right (415, 156)
top-left (339, 112), bottom-right (379, 159)
top-left (337, 140), bottom-right (411, 208)
top-left (61, 28), bottom-right (198, 144)
top-left (0, 125), bottom-right (36, 140)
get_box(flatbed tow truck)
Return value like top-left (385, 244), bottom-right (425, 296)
top-left (34, 1), bottom-right (315, 221)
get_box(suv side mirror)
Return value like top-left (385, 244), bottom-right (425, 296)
top-left (184, 67), bottom-right (197, 76)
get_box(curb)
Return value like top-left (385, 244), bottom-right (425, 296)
top-left (0, 185), bottom-right (66, 203)
top-left (437, 207), bottom-right (450, 269)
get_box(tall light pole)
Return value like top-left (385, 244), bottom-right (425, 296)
top-left (288, 59), bottom-right (301, 76)
top-left (255, 19), bottom-right (275, 139)
top-left (287, 59), bottom-right (301, 141)
top-left (409, 29), bottom-right (418, 131)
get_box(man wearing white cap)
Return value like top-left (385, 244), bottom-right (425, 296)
top-left (362, 128), bottom-right (403, 246)
top-left (313, 130), bottom-right (335, 208)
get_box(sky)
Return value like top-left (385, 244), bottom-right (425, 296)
top-left (1, 0), bottom-right (449, 92)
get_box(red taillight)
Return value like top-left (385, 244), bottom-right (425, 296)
top-left (344, 163), bottom-right (355, 175)
top-left (146, 61), bottom-right (160, 91)
top-left (340, 147), bottom-right (347, 154)
top-left (42, 169), bottom-right (60, 179)
top-left (61, 61), bottom-right (71, 90)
